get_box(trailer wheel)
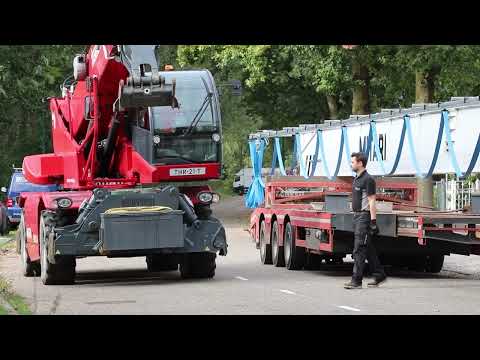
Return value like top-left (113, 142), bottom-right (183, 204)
top-left (284, 222), bottom-right (305, 270)
top-left (259, 220), bottom-right (272, 265)
top-left (271, 220), bottom-right (285, 267)
top-left (146, 254), bottom-right (179, 272)
top-left (425, 254), bottom-right (444, 273)
top-left (305, 253), bottom-right (323, 270)
top-left (405, 256), bottom-right (427, 272)
top-left (40, 212), bottom-right (76, 285)
top-left (180, 252), bottom-right (216, 279)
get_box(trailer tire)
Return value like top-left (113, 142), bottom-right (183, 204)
top-left (146, 254), bottom-right (179, 272)
top-left (259, 220), bottom-right (272, 265)
top-left (305, 253), bottom-right (323, 270)
top-left (405, 256), bottom-right (427, 272)
top-left (271, 220), bottom-right (285, 267)
top-left (425, 254), bottom-right (444, 273)
top-left (180, 252), bottom-right (216, 279)
top-left (284, 222), bottom-right (305, 270)
top-left (40, 212), bottom-right (76, 285)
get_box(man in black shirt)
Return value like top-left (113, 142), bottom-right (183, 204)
top-left (344, 152), bottom-right (387, 289)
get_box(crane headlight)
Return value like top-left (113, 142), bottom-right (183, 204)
top-left (212, 133), bottom-right (221, 143)
top-left (56, 197), bottom-right (73, 209)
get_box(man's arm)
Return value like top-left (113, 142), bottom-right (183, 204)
top-left (368, 194), bottom-right (376, 221)
top-left (366, 177), bottom-right (377, 221)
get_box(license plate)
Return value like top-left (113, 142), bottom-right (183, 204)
top-left (169, 167), bottom-right (206, 176)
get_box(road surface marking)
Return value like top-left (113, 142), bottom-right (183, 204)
top-left (235, 276), bottom-right (249, 281)
top-left (86, 300), bottom-right (137, 305)
top-left (279, 289), bottom-right (296, 295)
top-left (338, 305), bottom-right (361, 312)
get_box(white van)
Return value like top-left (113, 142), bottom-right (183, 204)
top-left (232, 168), bottom-right (282, 195)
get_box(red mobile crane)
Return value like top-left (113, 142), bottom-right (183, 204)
top-left (18, 45), bottom-right (228, 285)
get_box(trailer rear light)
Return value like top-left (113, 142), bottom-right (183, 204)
top-left (6, 198), bottom-right (13, 207)
top-left (56, 197), bottom-right (73, 209)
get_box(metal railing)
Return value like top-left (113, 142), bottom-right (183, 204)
top-left (434, 178), bottom-right (480, 210)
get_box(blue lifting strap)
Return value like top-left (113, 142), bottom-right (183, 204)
top-left (309, 131), bottom-right (321, 178)
top-left (333, 127), bottom-right (345, 177)
top-left (404, 114), bottom-right (426, 178)
top-left (317, 129), bottom-right (334, 180)
top-left (294, 132), bottom-right (321, 179)
top-left (270, 137), bottom-right (287, 176)
top-left (342, 126), bottom-right (355, 176)
top-left (270, 139), bottom-right (277, 176)
top-left (245, 139), bottom-right (266, 208)
top-left (364, 124), bottom-right (373, 161)
top-left (464, 133), bottom-right (480, 178)
top-left (386, 117), bottom-right (406, 176)
top-left (370, 121), bottom-right (387, 175)
top-left (290, 135), bottom-right (297, 172)
top-left (425, 110), bottom-right (445, 178)
top-left (295, 133), bottom-right (309, 178)
top-left (442, 110), bottom-right (463, 178)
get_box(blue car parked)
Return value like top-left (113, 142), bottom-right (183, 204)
top-left (1, 169), bottom-right (58, 231)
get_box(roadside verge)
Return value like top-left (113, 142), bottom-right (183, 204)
top-left (0, 234), bottom-right (32, 315)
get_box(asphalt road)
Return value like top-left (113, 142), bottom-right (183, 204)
top-left (2, 196), bottom-right (480, 315)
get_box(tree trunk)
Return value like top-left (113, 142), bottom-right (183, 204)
top-left (415, 67), bottom-right (440, 208)
top-left (351, 59), bottom-right (370, 115)
top-left (326, 95), bottom-right (339, 119)
top-left (415, 70), bottom-right (436, 103)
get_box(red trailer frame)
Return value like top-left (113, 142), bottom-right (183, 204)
top-left (249, 176), bottom-right (480, 271)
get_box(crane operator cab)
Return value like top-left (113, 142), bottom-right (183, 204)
top-left (131, 69), bottom-right (223, 179)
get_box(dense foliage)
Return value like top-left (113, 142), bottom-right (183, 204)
top-left (1, 45), bottom-right (480, 191)
top-left (0, 45), bottom-right (84, 187)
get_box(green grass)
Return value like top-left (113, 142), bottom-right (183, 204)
top-left (0, 275), bottom-right (31, 315)
top-left (0, 231), bottom-right (16, 249)
top-left (0, 304), bottom-right (8, 315)
top-left (210, 180), bottom-right (235, 198)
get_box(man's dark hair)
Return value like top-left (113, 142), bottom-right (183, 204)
top-left (351, 152), bottom-right (368, 167)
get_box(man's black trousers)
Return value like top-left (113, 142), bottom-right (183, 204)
top-left (352, 212), bottom-right (386, 284)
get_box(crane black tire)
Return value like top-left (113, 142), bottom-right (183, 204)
top-left (284, 221), bottom-right (305, 270)
top-left (15, 230), bottom-right (21, 255)
top-left (0, 205), bottom-right (7, 236)
top-left (271, 220), bottom-right (285, 267)
top-left (425, 254), bottom-right (444, 273)
top-left (40, 211), bottom-right (76, 285)
top-left (259, 220), bottom-right (272, 265)
top-left (180, 252), bottom-right (216, 279)
top-left (20, 217), bottom-right (40, 277)
top-left (146, 254), bottom-right (179, 272)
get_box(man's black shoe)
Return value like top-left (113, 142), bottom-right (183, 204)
top-left (367, 276), bottom-right (387, 287)
top-left (344, 281), bottom-right (362, 289)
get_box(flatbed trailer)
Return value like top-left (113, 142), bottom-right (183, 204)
top-left (249, 176), bottom-right (480, 272)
